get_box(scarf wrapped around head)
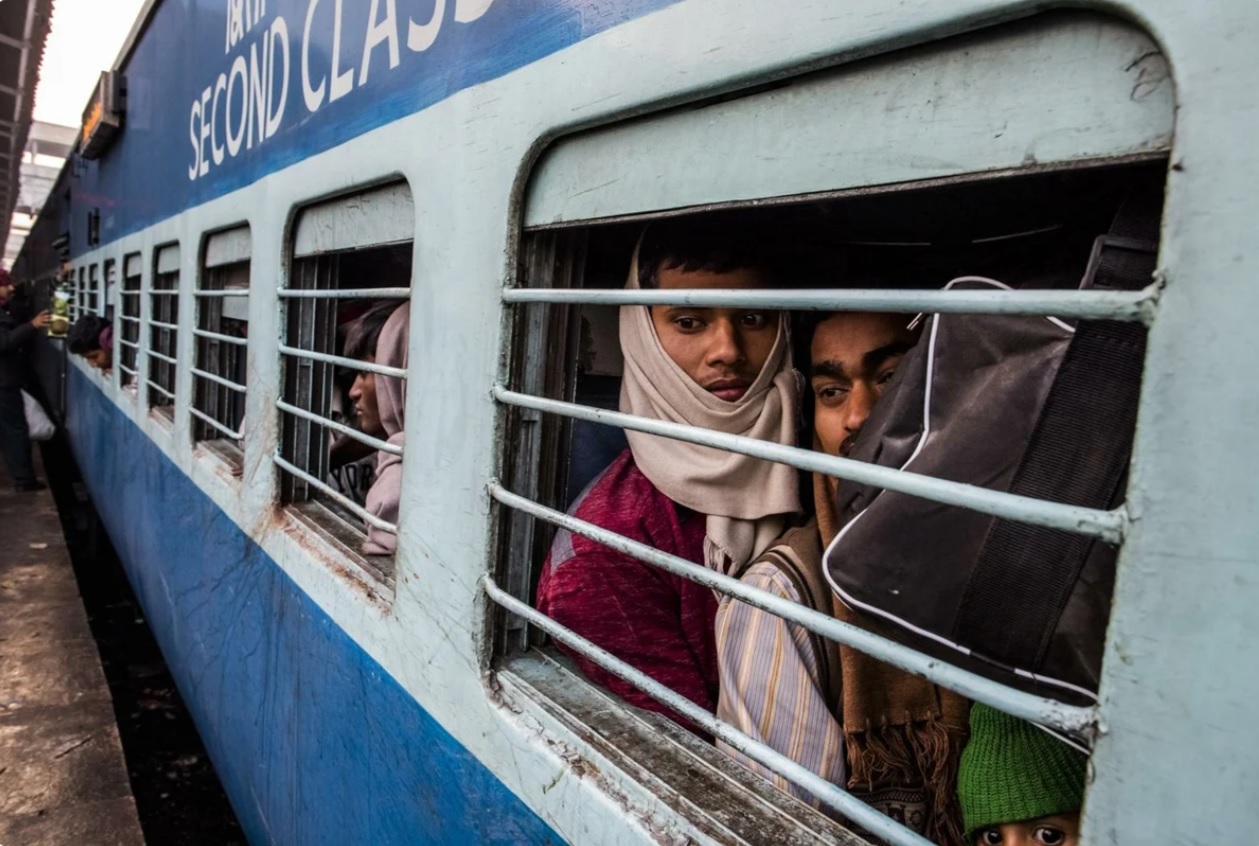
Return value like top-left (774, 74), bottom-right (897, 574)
top-left (362, 302), bottom-right (409, 555)
top-left (618, 245), bottom-right (801, 575)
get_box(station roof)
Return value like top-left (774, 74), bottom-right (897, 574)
top-left (0, 0), bottom-right (55, 258)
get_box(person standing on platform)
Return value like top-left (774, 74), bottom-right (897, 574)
top-left (0, 271), bottom-right (50, 491)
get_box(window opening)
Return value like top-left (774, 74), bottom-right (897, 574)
top-left (193, 227), bottom-right (251, 470)
top-left (495, 161), bottom-right (1164, 845)
top-left (148, 244), bottom-right (180, 419)
top-left (118, 253), bottom-right (142, 392)
top-left (277, 181), bottom-right (413, 582)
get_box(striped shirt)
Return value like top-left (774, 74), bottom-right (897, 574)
top-left (716, 561), bottom-right (846, 808)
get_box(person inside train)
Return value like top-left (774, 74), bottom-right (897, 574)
top-left (535, 217), bottom-right (802, 732)
top-left (330, 301), bottom-right (401, 506)
top-left (956, 704), bottom-right (1085, 846)
top-left (357, 301), bottom-right (409, 556)
top-left (67, 314), bottom-right (113, 374)
top-left (715, 309), bottom-right (970, 843)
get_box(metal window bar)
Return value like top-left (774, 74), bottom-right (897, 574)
top-left (190, 406), bottom-right (242, 441)
top-left (192, 328), bottom-right (247, 346)
top-left (277, 345), bottom-right (408, 379)
top-left (273, 452), bottom-right (397, 533)
top-left (503, 284), bottom-right (1160, 326)
top-left (278, 287), bottom-right (410, 299)
top-left (496, 386), bottom-right (1125, 544)
top-left (482, 575), bottom-right (934, 846)
top-left (276, 400), bottom-right (402, 456)
top-left (190, 366), bottom-right (246, 394)
top-left (145, 379), bottom-right (174, 400)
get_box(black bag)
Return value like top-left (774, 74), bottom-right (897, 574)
top-left (824, 196), bottom-right (1159, 704)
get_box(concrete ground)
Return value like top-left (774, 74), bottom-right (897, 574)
top-left (0, 455), bottom-right (145, 846)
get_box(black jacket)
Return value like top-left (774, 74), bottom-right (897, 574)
top-left (0, 305), bottom-right (36, 388)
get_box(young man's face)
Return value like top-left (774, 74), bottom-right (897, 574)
top-left (85, 348), bottom-right (112, 372)
top-left (649, 266), bottom-right (778, 402)
top-left (349, 362), bottom-right (383, 437)
top-left (811, 312), bottom-right (918, 457)
top-left (974, 813), bottom-right (1080, 846)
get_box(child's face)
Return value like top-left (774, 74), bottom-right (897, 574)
top-left (974, 813), bottom-right (1080, 846)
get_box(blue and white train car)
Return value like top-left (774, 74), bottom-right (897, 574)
top-left (16, 0), bottom-right (1259, 843)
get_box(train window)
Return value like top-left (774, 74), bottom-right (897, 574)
top-left (493, 12), bottom-right (1171, 844)
top-left (192, 226), bottom-right (251, 471)
top-left (88, 264), bottom-right (100, 316)
top-left (148, 243), bottom-right (181, 421)
top-left (499, 172), bottom-right (1164, 842)
top-left (276, 181), bottom-right (413, 583)
top-left (118, 253), bottom-right (142, 394)
top-left (103, 259), bottom-right (116, 322)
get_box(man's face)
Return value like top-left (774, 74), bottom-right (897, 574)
top-left (349, 361), bottom-right (383, 437)
top-left (811, 312), bottom-right (919, 457)
top-left (0, 283), bottom-right (13, 301)
top-left (85, 348), bottom-right (112, 372)
top-left (649, 266), bottom-right (778, 402)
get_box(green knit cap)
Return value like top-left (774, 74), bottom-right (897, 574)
top-left (957, 703), bottom-right (1087, 837)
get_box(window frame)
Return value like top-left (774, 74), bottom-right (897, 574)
top-left (275, 179), bottom-right (416, 588)
top-left (88, 263), bottom-right (100, 316)
top-left (102, 258), bottom-right (116, 322)
top-left (147, 243), bottom-right (181, 421)
top-left (117, 252), bottom-right (143, 395)
top-left (191, 225), bottom-right (252, 471)
top-left (488, 15), bottom-right (1174, 840)
top-left (75, 266), bottom-right (86, 321)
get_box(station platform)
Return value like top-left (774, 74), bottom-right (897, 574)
top-left (0, 456), bottom-right (145, 846)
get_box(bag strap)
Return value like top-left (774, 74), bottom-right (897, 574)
top-left (745, 525), bottom-right (843, 713)
top-left (952, 189), bottom-right (1161, 675)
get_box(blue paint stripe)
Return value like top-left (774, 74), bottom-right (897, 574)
top-left (69, 0), bottom-right (681, 256)
top-left (66, 368), bottom-right (562, 845)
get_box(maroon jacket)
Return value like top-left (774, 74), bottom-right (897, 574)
top-left (536, 449), bottom-right (718, 732)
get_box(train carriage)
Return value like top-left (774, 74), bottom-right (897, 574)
top-left (14, 0), bottom-right (1259, 843)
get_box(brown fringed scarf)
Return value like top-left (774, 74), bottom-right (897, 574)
top-left (816, 474), bottom-right (971, 846)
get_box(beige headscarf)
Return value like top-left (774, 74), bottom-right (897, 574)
top-left (362, 302), bottom-right (409, 555)
top-left (618, 247), bottom-right (801, 575)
